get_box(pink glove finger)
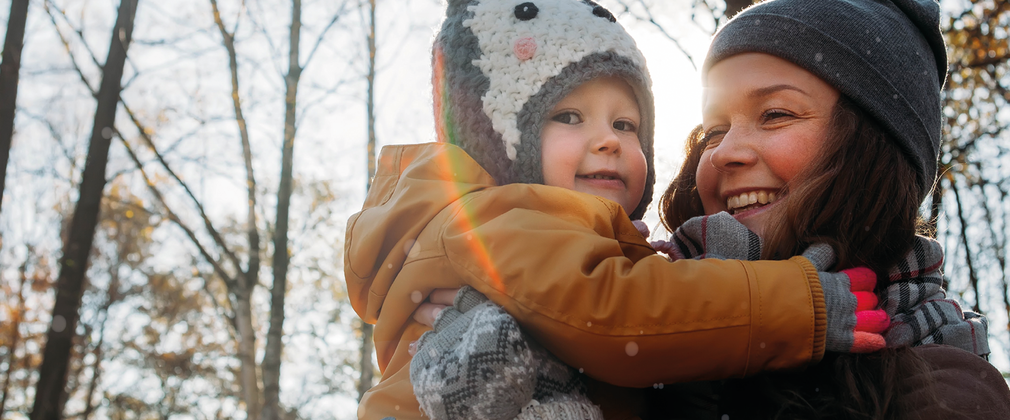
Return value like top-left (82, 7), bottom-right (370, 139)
top-left (853, 291), bottom-right (879, 311)
top-left (651, 240), bottom-right (675, 253)
top-left (632, 220), bottom-right (650, 238)
top-left (854, 309), bottom-right (890, 333)
top-left (842, 267), bottom-right (876, 291)
top-left (849, 331), bottom-right (887, 353)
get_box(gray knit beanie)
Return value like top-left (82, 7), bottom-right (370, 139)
top-left (433, 0), bottom-right (656, 219)
top-left (703, 0), bottom-right (946, 203)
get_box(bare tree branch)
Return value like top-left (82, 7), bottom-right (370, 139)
top-left (612, 0), bottom-right (698, 70)
top-left (301, 1), bottom-right (350, 68)
top-left (117, 134), bottom-right (238, 291)
top-left (120, 101), bottom-right (245, 272)
top-left (43, 0), bottom-right (97, 96)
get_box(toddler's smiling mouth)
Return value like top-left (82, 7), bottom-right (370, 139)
top-left (575, 171), bottom-right (628, 194)
top-left (581, 173), bottom-right (619, 180)
top-left (577, 170), bottom-right (623, 183)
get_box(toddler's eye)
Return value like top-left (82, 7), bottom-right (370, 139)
top-left (551, 112), bottom-right (582, 125)
top-left (613, 120), bottom-right (637, 133)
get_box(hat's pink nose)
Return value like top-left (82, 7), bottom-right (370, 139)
top-left (514, 37), bottom-right (537, 61)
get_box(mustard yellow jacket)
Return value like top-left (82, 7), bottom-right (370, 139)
top-left (344, 143), bottom-right (827, 420)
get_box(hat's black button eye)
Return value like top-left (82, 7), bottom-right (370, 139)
top-left (592, 5), bottom-right (615, 22)
top-left (515, 2), bottom-right (538, 21)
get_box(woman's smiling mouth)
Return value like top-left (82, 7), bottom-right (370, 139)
top-left (726, 190), bottom-right (780, 215)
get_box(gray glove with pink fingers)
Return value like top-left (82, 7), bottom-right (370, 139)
top-left (663, 213), bottom-right (890, 353)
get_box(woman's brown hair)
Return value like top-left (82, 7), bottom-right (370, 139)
top-left (659, 124), bottom-right (706, 235)
top-left (658, 97), bottom-right (938, 419)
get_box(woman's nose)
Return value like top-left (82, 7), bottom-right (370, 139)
top-left (708, 129), bottom-right (756, 171)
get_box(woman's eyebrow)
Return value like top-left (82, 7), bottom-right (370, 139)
top-left (748, 84), bottom-right (808, 98)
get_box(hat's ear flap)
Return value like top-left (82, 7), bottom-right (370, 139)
top-left (445, 0), bottom-right (471, 14)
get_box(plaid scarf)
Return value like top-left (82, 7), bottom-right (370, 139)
top-left (661, 212), bottom-right (990, 356)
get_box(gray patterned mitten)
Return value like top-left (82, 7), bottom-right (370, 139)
top-left (410, 287), bottom-right (535, 420)
top-left (517, 342), bottom-right (604, 420)
top-left (410, 286), bottom-right (602, 420)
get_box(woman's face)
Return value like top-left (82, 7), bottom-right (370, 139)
top-left (697, 53), bottom-right (840, 237)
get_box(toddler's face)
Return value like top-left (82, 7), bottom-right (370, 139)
top-left (540, 77), bottom-right (647, 215)
top-left (697, 53), bottom-right (839, 237)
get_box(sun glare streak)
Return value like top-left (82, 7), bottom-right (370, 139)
top-left (432, 143), bottom-right (506, 292)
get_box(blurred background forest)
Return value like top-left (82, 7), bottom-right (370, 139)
top-left (0, 0), bottom-right (1006, 419)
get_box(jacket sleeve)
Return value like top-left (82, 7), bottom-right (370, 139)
top-left (440, 184), bottom-right (826, 388)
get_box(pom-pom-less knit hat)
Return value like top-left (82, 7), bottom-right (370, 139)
top-left (703, 0), bottom-right (947, 203)
top-left (433, 0), bottom-right (656, 219)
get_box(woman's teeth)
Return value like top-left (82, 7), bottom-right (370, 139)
top-left (584, 174), bottom-right (617, 180)
top-left (727, 191), bottom-right (778, 213)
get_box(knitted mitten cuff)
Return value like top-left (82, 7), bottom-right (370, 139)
top-left (801, 242), bottom-right (836, 271)
top-left (410, 286), bottom-right (536, 420)
top-left (518, 337), bottom-right (602, 420)
top-left (820, 267), bottom-right (890, 353)
top-left (516, 397), bottom-right (605, 420)
top-left (670, 212), bottom-right (762, 260)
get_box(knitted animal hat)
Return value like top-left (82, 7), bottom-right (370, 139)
top-left (433, 0), bottom-right (656, 219)
top-left (703, 0), bottom-right (946, 203)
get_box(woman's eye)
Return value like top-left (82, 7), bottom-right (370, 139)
top-left (551, 112), bottom-right (582, 125)
top-left (702, 129), bottom-right (726, 148)
top-left (613, 120), bottom-right (637, 133)
top-left (763, 109), bottom-right (794, 121)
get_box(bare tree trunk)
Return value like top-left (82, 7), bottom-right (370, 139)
top-left (0, 0), bottom-right (29, 215)
top-left (950, 176), bottom-right (981, 313)
top-left (209, 2), bottom-right (261, 418)
top-left (80, 323), bottom-right (105, 420)
top-left (261, 0), bottom-right (302, 418)
top-left (30, 1), bottom-right (138, 418)
top-left (974, 177), bottom-right (1010, 367)
top-left (364, 0), bottom-right (377, 192)
top-left (81, 260), bottom-right (121, 420)
top-left (357, 0), bottom-right (377, 402)
top-left (0, 258), bottom-right (28, 419)
top-left (1002, 261), bottom-right (1010, 368)
top-left (233, 278), bottom-right (259, 420)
